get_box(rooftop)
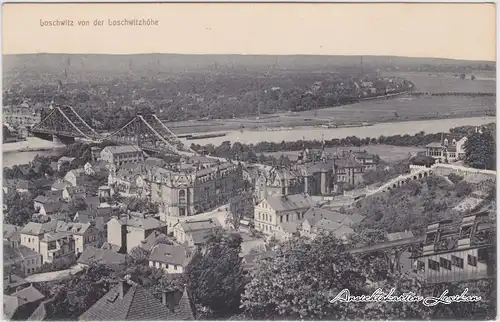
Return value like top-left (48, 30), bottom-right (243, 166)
top-left (77, 246), bottom-right (127, 266)
top-left (103, 145), bottom-right (143, 155)
top-left (149, 244), bottom-right (192, 266)
top-left (79, 281), bottom-right (194, 321)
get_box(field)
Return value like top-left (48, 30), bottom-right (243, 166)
top-left (264, 145), bottom-right (425, 163)
top-left (163, 71), bottom-right (496, 134)
top-left (383, 71), bottom-right (496, 93)
top-left (167, 94), bottom-right (495, 134)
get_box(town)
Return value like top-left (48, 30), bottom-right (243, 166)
top-left (3, 99), bottom-right (496, 320)
top-left (1, 12), bottom-right (497, 320)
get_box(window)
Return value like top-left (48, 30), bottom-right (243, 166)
top-left (179, 190), bottom-right (186, 203)
top-left (451, 255), bottom-right (464, 269)
top-left (440, 257), bottom-right (452, 270)
top-left (166, 264), bottom-right (169, 268)
top-left (467, 255), bottom-right (477, 267)
top-left (280, 216), bottom-right (283, 223)
top-left (286, 214), bottom-right (289, 222)
top-left (478, 249), bottom-right (489, 263)
top-left (28, 238), bottom-right (31, 243)
top-left (174, 265), bottom-right (178, 270)
top-left (417, 260), bottom-right (425, 272)
top-left (428, 259), bottom-right (440, 271)
top-left (179, 207), bottom-right (186, 216)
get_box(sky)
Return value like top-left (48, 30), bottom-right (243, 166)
top-left (2, 3), bottom-right (496, 61)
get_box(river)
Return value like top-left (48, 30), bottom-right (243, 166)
top-left (189, 116), bottom-right (496, 146)
top-left (2, 116), bottom-right (495, 168)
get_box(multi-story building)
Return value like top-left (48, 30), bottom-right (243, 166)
top-left (39, 232), bottom-right (75, 264)
top-left (255, 152), bottom-right (368, 202)
top-left (425, 133), bottom-right (468, 163)
top-left (106, 214), bottom-right (168, 253)
top-left (4, 242), bottom-right (43, 275)
top-left (100, 145), bottom-right (144, 168)
top-left (20, 221), bottom-right (58, 253)
top-left (412, 211), bottom-right (494, 285)
top-left (253, 193), bottom-right (315, 238)
top-left (149, 160), bottom-right (244, 217)
top-left (172, 219), bottom-right (221, 246)
top-left (55, 221), bottom-right (100, 256)
top-left (3, 107), bottom-right (42, 128)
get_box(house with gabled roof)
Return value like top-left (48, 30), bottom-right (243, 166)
top-left (299, 207), bottom-right (355, 240)
top-left (106, 214), bottom-right (168, 253)
top-left (172, 219), bottom-right (221, 246)
top-left (39, 231), bottom-right (75, 264)
top-left (4, 285), bottom-right (45, 320)
top-left (254, 193), bottom-right (315, 238)
top-left (77, 246), bottom-right (127, 267)
top-left (20, 221), bottom-right (58, 253)
top-left (79, 280), bottom-right (196, 321)
top-left (148, 244), bottom-right (194, 273)
top-left (56, 221), bottom-right (100, 256)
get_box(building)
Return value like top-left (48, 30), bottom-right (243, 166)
top-left (62, 186), bottom-right (87, 202)
top-left (57, 157), bottom-right (76, 171)
top-left (64, 169), bottom-right (87, 187)
top-left (149, 160), bottom-right (244, 217)
top-left (79, 280), bottom-right (196, 320)
top-left (4, 224), bottom-right (22, 248)
top-left (172, 219), bottom-right (221, 246)
top-left (20, 221), bottom-right (58, 253)
top-left (412, 212), bottom-right (494, 285)
top-left (3, 107), bottom-right (42, 128)
top-left (425, 133), bottom-right (467, 163)
top-left (111, 166), bottom-right (148, 197)
top-left (299, 207), bottom-right (355, 240)
top-left (148, 244), bottom-right (194, 273)
top-left (77, 246), bottom-right (127, 267)
top-left (3, 242), bottom-right (43, 275)
top-left (254, 193), bottom-right (315, 238)
top-left (56, 221), bottom-right (100, 256)
top-left (349, 150), bottom-right (378, 171)
top-left (4, 285), bottom-right (45, 320)
top-left (39, 231), bottom-right (76, 264)
top-left (100, 145), bottom-right (144, 168)
top-left (140, 230), bottom-right (170, 251)
top-left (106, 214), bottom-right (168, 253)
top-left (84, 160), bottom-right (109, 176)
top-left (3, 179), bottom-right (34, 195)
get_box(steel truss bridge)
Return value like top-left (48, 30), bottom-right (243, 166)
top-left (30, 105), bottom-right (196, 156)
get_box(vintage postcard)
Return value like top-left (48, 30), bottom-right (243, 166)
top-left (1, 2), bottom-right (496, 321)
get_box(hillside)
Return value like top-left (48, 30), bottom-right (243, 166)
top-left (3, 53), bottom-right (494, 76)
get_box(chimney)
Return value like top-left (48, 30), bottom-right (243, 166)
top-left (119, 280), bottom-right (127, 299)
top-left (162, 291), bottom-right (168, 307)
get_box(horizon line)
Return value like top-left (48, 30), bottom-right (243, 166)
top-left (3, 52), bottom-right (495, 63)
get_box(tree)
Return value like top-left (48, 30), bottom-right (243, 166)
top-left (185, 232), bottom-right (246, 318)
top-left (4, 191), bottom-right (34, 226)
top-left (241, 234), bottom-right (368, 320)
top-left (460, 73), bottom-right (466, 80)
top-left (129, 246), bottom-right (151, 265)
top-left (68, 196), bottom-right (88, 214)
top-left (464, 130), bottom-right (496, 170)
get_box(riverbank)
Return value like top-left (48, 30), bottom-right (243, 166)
top-left (188, 116), bottom-right (496, 146)
top-left (165, 95), bottom-right (495, 135)
top-left (2, 137), bottom-right (62, 153)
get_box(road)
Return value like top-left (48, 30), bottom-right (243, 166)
top-left (25, 264), bottom-right (85, 283)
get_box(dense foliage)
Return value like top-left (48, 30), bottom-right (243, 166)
top-left (185, 232), bottom-right (247, 318)
top-left (464, 129), bottom-right (496, 170)
top-left (191, 123), bottom-right (494, 161)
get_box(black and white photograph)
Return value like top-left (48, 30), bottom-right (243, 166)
top-left (1, 2), bottom-right (497, 320)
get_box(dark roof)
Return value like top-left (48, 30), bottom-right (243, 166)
top-left (20, 221), bottom-right (58, 236)
top-left (3, 224), bottom-right (21, 241)
top-left (141, 230), bottom-right (169, 251)
top-left (79, 281), bottom-right (178, 321)
top-left (264, 193), bottom-right (315, 212)
top-left (77, 246), bottom-right (127, 266)
top-left (149, 244), bottom-right (192, 266)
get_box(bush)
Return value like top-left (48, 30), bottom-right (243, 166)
top-left (455, 181), bottom-right (472, 198)
top-left (448, 172), bottom-right (464, 184)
